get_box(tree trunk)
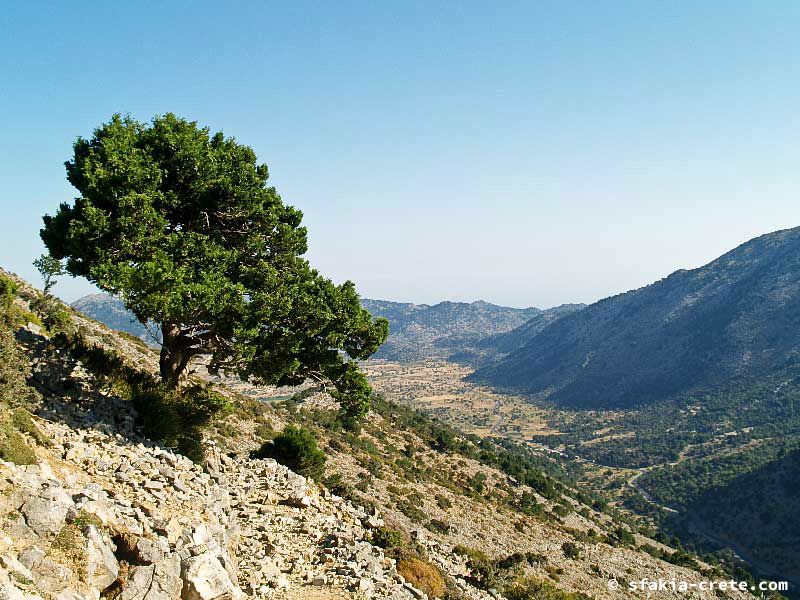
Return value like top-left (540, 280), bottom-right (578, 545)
top-left (159, 323), bottom-right (185, 389)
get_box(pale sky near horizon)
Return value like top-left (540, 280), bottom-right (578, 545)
top-left (2, 2), bottom-right (800, 308)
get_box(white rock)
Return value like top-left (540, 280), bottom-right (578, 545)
top-left (83, 525), bottom-right (119, 591)
top-left (181, 552), bottom-right (243, 600)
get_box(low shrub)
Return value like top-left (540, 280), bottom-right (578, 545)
top-left (435, 494), bottom-right (452, 509)
top-left (11, 408), bottom-right (49, 447)
top-left (29, 295), bottom-right (73, 335)
top-left (397, 556), bottom-right (446, 599)
top-left (0, 328), bottom-right (38, 408)
top-left (372, 526), bottom-right (405, 549)
top-left (322, 473), bottom-right (354, 498)
top-left (561, 541), bottom-right (581, 560)
top-left (453, 546), bottom-right (498, 590)
top-left (0, 416), bottom-right (37, 465)
top-left (426, 519), bottom-right (450, 534)
top-left (397, 499), bottom-right (427, 523)
top-left (606, 526), bottom-right (635, 547)
top-left (253, 425), bottom-right (326, 481)
top-left (132, 383), bottom-right (231, 463)
top-left (505, 578), bottom-right (592, 600)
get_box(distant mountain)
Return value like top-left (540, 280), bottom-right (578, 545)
top-left (447, 303), bottom-right (585, 366)
top-left (71, 294), bottom-right (155, 343)
top-left (72, 293), bottom-right (545, 363)
top-left (472, 226), bottom-right (800, 409)
top-left (361, 299), bottom-right (541, 362)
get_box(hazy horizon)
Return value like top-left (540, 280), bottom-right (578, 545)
top-left (3, 2), bottom-right (800, 308)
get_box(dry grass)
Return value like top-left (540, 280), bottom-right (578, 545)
top-left (396, 556), bottom-right (446, 599)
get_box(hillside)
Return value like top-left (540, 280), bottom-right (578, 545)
top-left (638, 442), bottom-right (800, 586)
top-left (0, 267), bottom-right (766, 600)
top-left (357, 299), bottom-right (541, 362)
top-left (449, 304), bottom-right (586, 366)
top-left (472, 226), bottom-right (800, 409)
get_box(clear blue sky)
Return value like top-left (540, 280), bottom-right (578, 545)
top-left (2, 1), bottom-right (800, 307)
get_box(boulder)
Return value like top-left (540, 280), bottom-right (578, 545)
top-left (31, 557), bottom-right (74, 594)
top-left (83, 525), bottom-right (119, 591)
top-left (20, 486), bottom-right (75, 536)
top-left (181, 552), bottom-right (243, 600)
top-left (120, 555), bottom-right (182, 600)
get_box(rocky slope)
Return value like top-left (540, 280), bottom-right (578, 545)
top-left (1, 268), bottom-right (764, 600)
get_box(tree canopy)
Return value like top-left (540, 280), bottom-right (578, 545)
top-left (41, 113), bottom-right (388, 425)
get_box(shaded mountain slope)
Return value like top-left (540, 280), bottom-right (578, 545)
top-left (472, 227), bottom-right (800, 409)
top-left (448, 304), bottom-right (586, 366)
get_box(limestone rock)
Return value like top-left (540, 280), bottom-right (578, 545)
top-left (120, 555), bottom-right (182, 600)
top-left (83, 524), bottom-right (119, 591)
top-left (20, 486), bottom-right (74, 536)
top-left (181, 552), bottom-right (243, 600)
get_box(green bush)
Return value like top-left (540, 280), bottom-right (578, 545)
top-left (426, 519), bottom-right (451, 534)
top-left (322, 472), bottom-right (354, 498)
top-left (606, 526), bottom-right (635, 547)
top-left (11, 409), bottom-right (49, 447)
top-left (435, 494), bottom-right (452, 509)
top-left (453, 546), bottom-right (498, 590)
top-left (0, 416), bottom-right (37, 465)
top-left (0, 274), bottom-right (17, 317)
top-left (372, 526), bottom-right (405, 549)
top-left (132, 383), bottom-right (230, 463)
top-left (0, 328), bottom-right (38, 408)
top-left (397, 498), bottom-right (427, 523)
top-left (561, 541), bottom-right (581, 560)
top-left (30, 295), bottom-right (73, 335)
top-left (505, 578), bottom-right (592, 600)
top-left (253, 425), bottom-right (326, 481)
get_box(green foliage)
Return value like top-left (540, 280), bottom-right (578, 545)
top-left (435, 494), bottom-right (452, 509)
top-left (426, 519), bottom-right (450, 534)
top-left (254, 425), bottom-right (326, 480)
top-left (561, 541), bottom-right (581, 560)
top-left (455, 546), bottom-right (499, 590)
top-left (10, 409), bottom-right (49, 447)
top-left (33, 254), bottom-right (64, 294)
top-left (606, 526), bottom-right (635, 547)
top-left (396, 498), bottom-right (427, 523)
top-left (0, 328), bottom-right (38, 408)
top-left (0, 274), bottom-right (17, 317)
top-left (41, 113), bottom-right (387, 426)
top-left (132, 383), bottom-right (230, 463)
top-left (0, 274), bottom-right (44, 331)
top-left (505, 578), bottom-right (592, 600)
top-left (372, 527), bottom-right (405, 549)
top-left (29, 294), bottom-right (73, 335)
top-left (0, 416), bottom-right (38, 465)
top-left (71, 509), bottom-right (103, 530)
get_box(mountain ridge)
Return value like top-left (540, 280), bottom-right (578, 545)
top-left (471, 226), bottom-right (800, 409)
top-left (72, 294), bottom-right (561, 363)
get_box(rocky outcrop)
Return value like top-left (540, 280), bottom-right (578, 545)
top-left (0, 410), bottom-right (420, 600)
